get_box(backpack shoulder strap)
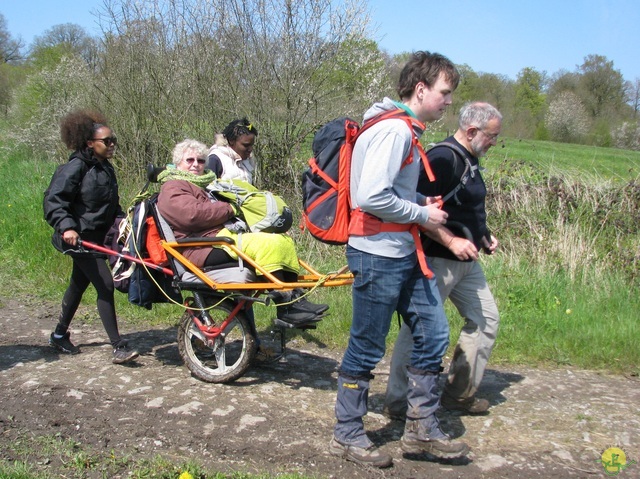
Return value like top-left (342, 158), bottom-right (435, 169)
top-left (427, 141), bottom-right (477, 204)
top-left (65, 157), bottom-right (91, 187)
top-left (358, 109), bottom-right (435, 181)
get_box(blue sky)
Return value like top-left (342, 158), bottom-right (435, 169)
top-left (3, 0), bottom-right (639, 82)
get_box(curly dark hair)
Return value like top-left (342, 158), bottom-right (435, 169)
top-left (222, 118), bottom-right (258, 143)
top-left (396, 51), bottom-right (460, 100)
top-left (60, 109), bottom-right (109, 151)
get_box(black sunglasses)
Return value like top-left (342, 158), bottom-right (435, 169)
top-left (92, 137), bottom-right (118, 146)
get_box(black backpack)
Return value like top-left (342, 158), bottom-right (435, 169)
top-left (426, 142), bottom-right (478, 206)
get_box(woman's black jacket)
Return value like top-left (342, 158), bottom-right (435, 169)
top-left (44, 149), bottom-right (124, 246)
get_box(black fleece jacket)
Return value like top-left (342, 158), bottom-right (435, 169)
top-left (419, 137), bottom-right (489, 261)
top-left (44, 149), bottom-right (124, 243)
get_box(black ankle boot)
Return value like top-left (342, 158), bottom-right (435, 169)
top-left (54, 323), bottom-right (68, 336)
top-left (292, 288), bottom-right (329, 315)
top-left (276, 303), bottom-right (321, 324)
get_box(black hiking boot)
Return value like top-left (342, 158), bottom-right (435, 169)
top-left (276, 304), bottom-right (322, 325)
top-left (49, 332), bottom-right (80, 355)
top-left (292, 288), bottom-right (330, 315)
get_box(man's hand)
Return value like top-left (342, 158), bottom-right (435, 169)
top-left (482, 235), bottom-right (499, 254)
top-left (424, 195), bottom-right (443, 208)
top-left (449, 237), bottom-right (479, 261)
top-left (62, 229), bottom-right (80, 246)
top-left (423, 202), bottom-right (448, 226)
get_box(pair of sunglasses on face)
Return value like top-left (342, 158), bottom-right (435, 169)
top-left (183, 157), bottom-right (206, 165)
top-left (92, 137), bottom-right (118, 146)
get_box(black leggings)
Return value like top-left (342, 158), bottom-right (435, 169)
top-left (57, 255), bottom-right (122, 348)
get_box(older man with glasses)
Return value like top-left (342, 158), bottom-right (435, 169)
top-left (385, 101), bottom-right (503, 418)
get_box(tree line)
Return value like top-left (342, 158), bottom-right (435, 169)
top-left (1, 0), bottom-right (639, 190)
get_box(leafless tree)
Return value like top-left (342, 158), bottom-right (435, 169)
top-left (0, 14), bottom-right (24, 64)
top-left (30, 23), bottom-right (99, 68)
top-left (626, 78), bottom-right (640, 119)
top-left (94, 0), bottom-right (385, 188)
top-left (0, 14), bottom-right (26, 115)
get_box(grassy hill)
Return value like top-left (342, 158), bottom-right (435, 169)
top-left (494, 137), bottom-right (640, 181)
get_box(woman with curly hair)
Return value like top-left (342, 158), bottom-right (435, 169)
top-left (44, 109), bottom-right (139, 364)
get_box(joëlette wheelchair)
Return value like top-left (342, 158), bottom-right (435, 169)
top-left (82, 165), bottom-right (353, 384)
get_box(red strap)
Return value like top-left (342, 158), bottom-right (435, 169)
top-left (348, 209), bottom-right (434, 278)
top-left (348, 208), bottom-right (412, 236)
top-left (416, 140), bottom-right (435, 182)
top-left (411, 225), bottom-right (433, 278)
top-left (308, 157), bottom-right (337, 189)
top-left (383, 114), bottom-right (432, 181)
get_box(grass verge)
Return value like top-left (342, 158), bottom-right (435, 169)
top-left (0, 431), bottom-right (314, 478)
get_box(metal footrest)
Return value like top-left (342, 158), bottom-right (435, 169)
top-left (270, 319), bottom-right (319, 361)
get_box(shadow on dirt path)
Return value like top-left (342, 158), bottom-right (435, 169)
top-left (0, 296), bottom-right (638, 478)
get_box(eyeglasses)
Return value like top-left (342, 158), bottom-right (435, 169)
top-left (479, 130), bottom-right (500, 141)
top-left (184, 157), bottom-right (206, 165)
top-left (92, 137), bottom-right (118, 146)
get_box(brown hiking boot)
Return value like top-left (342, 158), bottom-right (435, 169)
top-left (382, 405), bottom-right (406, 421)
top-left (329, 437), bottom-right (393, 468)
top-left (441, 393), bottom-right (490, 415)
top-left (401, 420), bottom-right (469, 459)
top-left (401, 435), bottom-right (470, 459)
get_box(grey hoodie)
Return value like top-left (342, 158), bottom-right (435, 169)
top-left (348, 97), bottom-right (430, 258)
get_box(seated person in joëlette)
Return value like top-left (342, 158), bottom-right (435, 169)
top-left (156, 139), bottom-right (328, 326)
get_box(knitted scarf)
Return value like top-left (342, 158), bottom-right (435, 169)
top-left (157, 168), bottom-right (216, 188)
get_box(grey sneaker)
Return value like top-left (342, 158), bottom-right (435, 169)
top-left (329, 437), bottom-right (393, 468)
top-left (112, 344), bottom-right (139, 364)
top-left (49, 332), bottom-right (80, 355)
top-left (441, 393), bottom-right (490, 415)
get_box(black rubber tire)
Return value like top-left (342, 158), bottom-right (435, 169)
top-left (177, 299), bottom-right (256, 383)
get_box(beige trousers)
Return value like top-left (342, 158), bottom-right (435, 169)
top-left (384, 257), bottom-right (500, 413)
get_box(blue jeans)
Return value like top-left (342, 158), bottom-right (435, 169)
top-left (339, 246), bottom-right (450, 377)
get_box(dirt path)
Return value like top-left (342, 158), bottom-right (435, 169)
top-left (0, 295), bottom-right (638, 478)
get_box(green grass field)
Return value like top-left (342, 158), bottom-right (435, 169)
top-left (496, 137), bottom-right (640, 180)
top-left (423, 132), bottom-right (640, 182)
